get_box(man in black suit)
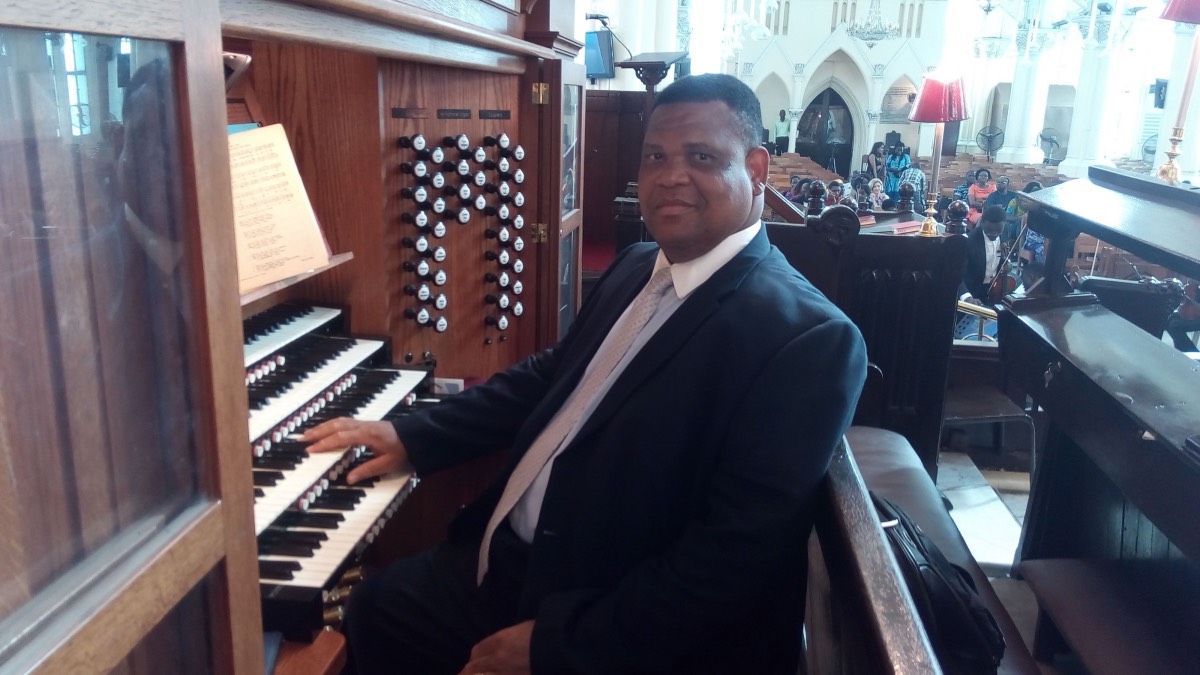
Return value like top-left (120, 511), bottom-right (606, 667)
top-left (962, 205), bottom-right (1008, 303)
top-left (305, 74), bottom-right (867, 675)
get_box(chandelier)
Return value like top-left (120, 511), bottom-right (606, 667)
top-left (848, 0), bottom-right (901, 48)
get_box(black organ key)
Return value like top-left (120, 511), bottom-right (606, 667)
top-left (275, 510), bottom-right (344, 530)
top-left (259, 560), bottom-right (301, 581)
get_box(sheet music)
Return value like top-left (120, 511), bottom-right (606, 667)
top-left (229, 124), bottom-right (330, 293)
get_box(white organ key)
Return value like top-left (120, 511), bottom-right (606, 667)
top-left (253, 367), bottom-right (426, 534)
top-left (350, 369), bottom-right (427, 421)
top-left (259, 472), bottom-right (413, 588)
top-left (254, 449), bottom-right (353, 534)
top-left (248, 339), bottom-right (384, 443)
top-left (243, 306), bottom-right (342, 368)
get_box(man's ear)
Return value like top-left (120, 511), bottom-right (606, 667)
top-left (746, 145), bottom-right (770, 194)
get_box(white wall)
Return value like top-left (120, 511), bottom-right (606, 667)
top-left (576, 0), bottom-right (1177, 167)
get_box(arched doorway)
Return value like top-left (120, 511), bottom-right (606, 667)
top-left (795, 88), bottom-right (855, 177)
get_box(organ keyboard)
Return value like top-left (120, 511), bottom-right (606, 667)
top-left (242, 303), bottom-right (433, 640)
top-left (243, 303), bottom-right (342, 367)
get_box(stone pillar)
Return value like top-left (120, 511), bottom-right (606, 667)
top-left (1155, 23), bottom-right (1200, 181)
top-left (865, 110), bottom-right (881, 158)
top-left (790, 62), bottom-right (809, 149)
top-left (1058, 43), bottom-right (1116, 177)
top-left (791, 62), bottom-right (809, 111)
top-left (996, 48), bottom-right (1051, 164)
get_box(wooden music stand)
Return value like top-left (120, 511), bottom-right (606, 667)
top-left (616, 51), bottom-right (688, 115)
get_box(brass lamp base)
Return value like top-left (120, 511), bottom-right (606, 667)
top-left (1156, 126), bottom-right (1184, 185)
top-left (918, 194), bottom-right (940, 236)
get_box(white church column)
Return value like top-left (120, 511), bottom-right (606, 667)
top-left (996, 47), bottom-right (1051, 163)
top-left (1155, 23), bottom-right (1200, 180)
top-left (1058, 43), bottom-right (1116, 177)
top-left (789, 62), bottom-right (809, 142)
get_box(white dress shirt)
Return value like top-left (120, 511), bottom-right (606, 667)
top-left (509, 221), bottom-right (763, 541)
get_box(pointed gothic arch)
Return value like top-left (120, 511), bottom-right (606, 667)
top-left (755, 72), bottom-right (791, 127)
top-left (800, 49), bottom-right (869, 165)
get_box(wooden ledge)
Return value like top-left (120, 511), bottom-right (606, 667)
top-left (275, 630), bottom-right (347, 675)
top-left (1019, 558), bottom-right (1198, 675)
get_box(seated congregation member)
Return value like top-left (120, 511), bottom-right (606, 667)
top-left (963, 205), bottom-right (1007, 303)
top-left (783, 175), bottom-right (803, 200)
top-left (305, 73), bottom-right (868, 675)
top-left (824, 178), bottom-right (845, 206)
top-left (789, 178), bottom-right (812, 205)
top-left (966, 168), bottom-right (995, 225)
top-left (983, 176), bottom-right (1017, 239)
top-left (867, 178), bottom-right (886, 209)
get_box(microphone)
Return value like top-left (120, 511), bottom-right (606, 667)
top-left (586, 13), bottom-right (609, 20)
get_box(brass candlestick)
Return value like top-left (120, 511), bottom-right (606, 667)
top-left (1157, 126), bottom-right (1186, 184)
top-left (1156, 9), bottom-right (1200, 185)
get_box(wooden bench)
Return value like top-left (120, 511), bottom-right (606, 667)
top-left (846, 427), bottom-right (1041, 675)
top-left (804, 439), bottom-right (941, 674)
top-left (764, 194), bottom-right (1038, 673)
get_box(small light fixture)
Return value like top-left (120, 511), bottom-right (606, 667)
top-left (1157, 0), bottom-right (1200, 184)
top-left (908, 74), bottom-right (971, 236)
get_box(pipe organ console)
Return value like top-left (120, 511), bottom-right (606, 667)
top-left (2, 0), bottom-right (580, 669)
top-left (242, 303), bottom-right (433, 640)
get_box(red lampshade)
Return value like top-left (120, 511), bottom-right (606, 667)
top-left (1162, 0), bottom-right (1200, 24)
top-left (908, 75), bottom-right (970, 123)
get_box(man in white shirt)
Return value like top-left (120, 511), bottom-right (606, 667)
top-left (306, 74), bottom-right (867, 675)
top-left (773, 109), bottom-right (790, 155)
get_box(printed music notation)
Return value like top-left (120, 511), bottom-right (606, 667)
top-left (229, 124), bottom-right (330, 293)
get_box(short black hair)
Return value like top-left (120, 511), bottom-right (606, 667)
top-left (976, 168), bottom-right (992, 180)
top-left (1023, 181), bottom-right (1043, 192)
top-left (653, 73), bottom-right (761, 152)
top-left (982, 205), bottom-right (1007, 223)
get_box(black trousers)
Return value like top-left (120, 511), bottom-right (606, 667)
top-left (775, 136), bottom-right (789, 155)
top-left (343, 523), bottom-right (530, 675)
top-left (1166, 313), bottom-right (1200, 352)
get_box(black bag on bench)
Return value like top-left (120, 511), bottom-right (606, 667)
top-left (871, 492), bottom-right (1006, 674)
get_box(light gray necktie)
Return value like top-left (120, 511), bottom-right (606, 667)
top-left (477, 266), bottom-right (674, 583)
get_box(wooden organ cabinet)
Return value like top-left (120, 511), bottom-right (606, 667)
top-left (0, 0), bottom-right (584, 672)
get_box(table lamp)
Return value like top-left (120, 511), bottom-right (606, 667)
top-left (1157, 0), bottom-right (1200, 184)
top-left (909, 74), bottom-right (970, 236)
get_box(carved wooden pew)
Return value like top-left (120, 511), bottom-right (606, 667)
top-left (804, 439), bottom-right (941, 674)
top-left (766, 188), bottom-right (1040, 674)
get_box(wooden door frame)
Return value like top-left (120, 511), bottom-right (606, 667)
top-left (528, 57), bottom-right (587, 350)
top-left (0, 2), bottom-right (260, 672)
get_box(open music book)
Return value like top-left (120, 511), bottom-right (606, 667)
top-left (229, 123), bottom-right (330, 294)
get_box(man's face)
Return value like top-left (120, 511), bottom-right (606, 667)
top-left (982, 218), bottom-right (1003, 240)
top-left (639, 101), bottom-right (767, 263)
top-left (996, 177), bottom-right (1010, 192)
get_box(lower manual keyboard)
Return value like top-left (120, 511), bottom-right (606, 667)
top-left (252, 368), bottom-right (427, 534)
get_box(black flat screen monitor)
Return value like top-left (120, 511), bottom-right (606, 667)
top-left (584, 30), bottom-right (616, 80)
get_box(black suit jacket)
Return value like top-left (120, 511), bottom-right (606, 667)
top-left (395, 227), bottom-right (867, 674)
top-left (963, 226), bottom-right (1001, 302)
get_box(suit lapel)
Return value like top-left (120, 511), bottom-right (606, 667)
top-left (573, 228), bottom-right (772, 443)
